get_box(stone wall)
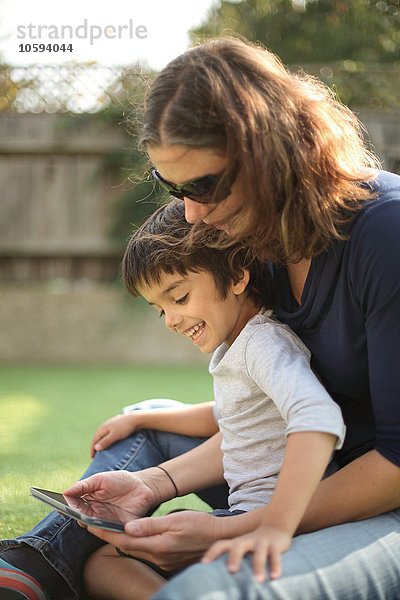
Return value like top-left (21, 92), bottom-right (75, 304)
top-left (0, 282), bottom-right (208, 365)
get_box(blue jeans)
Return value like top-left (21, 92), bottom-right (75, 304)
top-left (0, 429), bottom-right (228, 600)
top-left (152, 509), bottom-right (400, 599)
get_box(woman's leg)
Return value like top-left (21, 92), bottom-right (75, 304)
top-left (0, 429), bottom-right (229, 600)
top-left (84, 544), bottom-right (166, 600)
top-left (151, 509), bottom-right (400, 600)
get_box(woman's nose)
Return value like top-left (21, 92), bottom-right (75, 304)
top-left (183, 198), bottom-right (211, 224)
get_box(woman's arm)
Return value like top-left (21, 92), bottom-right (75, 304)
top-left (69, 431), bottom-right (226, 511)
top-left (298, 449), bottom-right (400, 533)
top-left (159, 430), bottom-right (225, 495)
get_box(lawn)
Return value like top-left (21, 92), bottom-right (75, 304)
top-left (0, 365), bottom-right (213, 539)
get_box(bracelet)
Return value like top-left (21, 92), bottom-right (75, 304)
top-left (156, 465), bottom-right (179, 497)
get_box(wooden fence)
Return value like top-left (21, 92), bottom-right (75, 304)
top-left (1, 110), bottom-right (400, 282)
top-left (0, 112), bottom-right (127, 281)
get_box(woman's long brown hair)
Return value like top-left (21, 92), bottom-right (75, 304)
top-left (138, 36), bottom-right (380, 263)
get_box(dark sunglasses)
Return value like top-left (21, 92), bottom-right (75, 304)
top-left (151, 169), bottom-right (233, 205)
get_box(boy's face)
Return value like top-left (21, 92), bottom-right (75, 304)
top-left (139, 269), bottom-right (258, 353)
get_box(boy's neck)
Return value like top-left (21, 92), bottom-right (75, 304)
top-left (245, 301), bottom-right (263, 322)
top-left (226, 300), bottom-right (262, 347)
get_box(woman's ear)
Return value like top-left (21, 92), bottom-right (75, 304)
top-left (232, 269), bottom-right (250, 296)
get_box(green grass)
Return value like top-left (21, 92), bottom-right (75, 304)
top-left (0, 365), bottom-right (213, 539)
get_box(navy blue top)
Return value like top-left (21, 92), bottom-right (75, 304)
top-left (274, 171), bottom-right (400, 468)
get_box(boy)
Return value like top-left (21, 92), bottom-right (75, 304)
top-left (81, 200), bottom-right (345, 600)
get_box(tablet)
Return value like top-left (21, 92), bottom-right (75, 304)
top-left (30, 487), bottom-right (138, 532)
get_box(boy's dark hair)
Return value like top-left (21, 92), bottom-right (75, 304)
top-left (122, 200), bottom-right (273, 309)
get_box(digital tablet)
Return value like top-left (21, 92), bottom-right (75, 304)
top-left (30, 487), bottom-right (138, 532)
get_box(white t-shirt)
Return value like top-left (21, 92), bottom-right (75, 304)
top-left (209, 310), bottom-right (346, 512)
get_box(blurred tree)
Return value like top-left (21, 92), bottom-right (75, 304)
top-left (194, 0), bottom-right (400, 63)
top-left (192, 0), bottom-right (400, 107)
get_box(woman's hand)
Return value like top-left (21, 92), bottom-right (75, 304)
top-left (64, 469), bottom-right (167, 517)
top-left (202, 524), bottom-right (292, 581)
top-left (84, 508), bottom-right (264, 573)
top-left (90, 414), bottom-right (139, 457)
top-left (85, 510), bottom-right (228, 572)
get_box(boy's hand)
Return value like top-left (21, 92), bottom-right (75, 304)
top-left (201, 524), bottom-right (292, 582)
top-left (90, 414), bottom-right (138, 457)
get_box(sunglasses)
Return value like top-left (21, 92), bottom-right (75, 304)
top-left (151, 169), bottom-right (233, 205)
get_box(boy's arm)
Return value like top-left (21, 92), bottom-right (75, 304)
top-left (202, 431), bottom-right (336, 580)
top-left (259, 431), bottom-right (336, 533)
top-left (91, 402), bottom-right (218, 456)
top-left (128, 401), bottom-right (218, 437)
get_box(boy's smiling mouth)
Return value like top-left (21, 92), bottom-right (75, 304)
top-left (183, 320), bottom-right (206, 340)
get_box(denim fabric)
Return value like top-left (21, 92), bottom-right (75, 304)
top-left (0, 429), bottom-right (229, 600)
top-left (152, 509), bottom-right (400, 599)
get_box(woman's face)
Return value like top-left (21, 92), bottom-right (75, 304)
top-left (147, 145), bottom-right (244, 234)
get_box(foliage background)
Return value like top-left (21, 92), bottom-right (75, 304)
top-left (193, 0), bottom-right (400, 109)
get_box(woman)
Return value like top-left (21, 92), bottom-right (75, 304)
top-left (2, 36), bottom-right (400, 599)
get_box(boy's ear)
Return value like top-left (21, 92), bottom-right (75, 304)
top-left (232, 269), bottom-right (250, 296)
